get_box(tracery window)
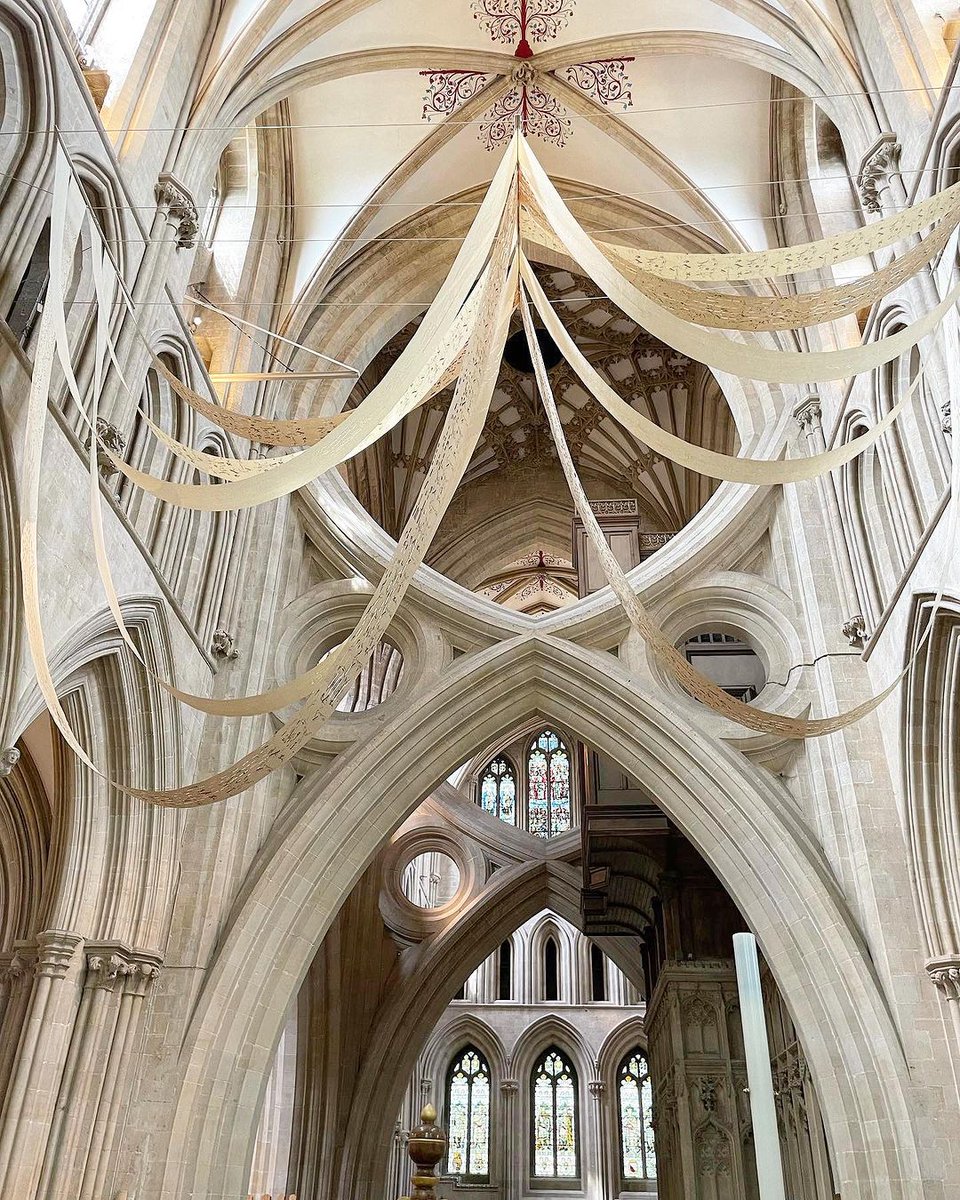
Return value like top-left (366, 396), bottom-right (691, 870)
top-left (527, 731), bottom-right (571, 837)
top-left (532, 1047), bottom-right (579, 1179)
top-left (480, 757), bottom-right (517, 824)
top-left (618, 1049), bottom-right (656, 1183)
top-left (446, 1046), bottom-right (491, 1181)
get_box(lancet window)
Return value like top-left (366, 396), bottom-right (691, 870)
top-left (618, 1049), bottom-right (656, 1183)
top-left (531, 1047), bottom-right (579, 1179)
top-left (446, 1046), bottom-right (491, 1181)
top-left (527, 730), bottom-right (571, 837)
top-left (480, 757), bottom-right (517, 824)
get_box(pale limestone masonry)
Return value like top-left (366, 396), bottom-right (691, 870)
top-left (0, 3), bottom-right (958, 1200)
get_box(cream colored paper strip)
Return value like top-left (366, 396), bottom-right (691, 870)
top-left (23, 151), bottom-right (517, 803)
top-left (520, 284), bottom-right (914, 738)
top-left (522, 199), bottom-right (956, 332)
top-left (522, 174), bottom-right (960, 283)
top-left (520, 259), bottom-right (927, 485)
top-left (104, 140), bottom-right (521, 511)
top-left (519, 142), bottom-right (960, 385)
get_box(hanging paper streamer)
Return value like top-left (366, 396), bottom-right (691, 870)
top-left (522, 197), bottom-right (959, 332)
top-left (518, 140), bottom-right (960, 385)
top-left (519, 282), bottom-right (956, 738)
top-left (520, 259), bottom-right (932, 485)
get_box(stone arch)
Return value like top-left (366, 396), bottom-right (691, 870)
top-left (161, 634), bottom-right (923, 1200)
top-left (421, 1013), bottom-right (508, 1090)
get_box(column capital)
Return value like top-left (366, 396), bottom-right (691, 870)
top-left (155, 174), bottom-right (199, 250)
top-left (588, 1079), bottom-right (605, 1100)
top-left (794, 395), bottom-right (822, 431)
top-left (36, 930), bottom-right (83, 978)
top-left (842, 614), bottom-right (868, 648)
top-left (500, 1078), bottom-right (519, 1095)
top-left (927, 955), bottom-right (960, 1001)
top-left (0, 746), bottom-right (20, 777)
top-left (84, 942), bottom-right (163, 993)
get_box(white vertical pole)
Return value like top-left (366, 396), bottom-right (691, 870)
top-left (733, 932), bottom-right (787, 1200)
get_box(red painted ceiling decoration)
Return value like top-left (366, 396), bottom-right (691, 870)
top-left (420, 0), bottom-right (634, 150)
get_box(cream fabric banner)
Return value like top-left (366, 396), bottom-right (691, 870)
top-left (24, 152), bottom-right (518, 803)
top-left (519, 141), bottom-right (960, 385)
top-left (520, 258), bottom-right (927, 485)
top-left (520, 284), bottom-right (929, 738)
top-left (522, 198), bottom-right (956, 332)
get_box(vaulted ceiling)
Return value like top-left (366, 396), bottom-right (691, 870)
top-left (193, 0), bottom-right (882, 321)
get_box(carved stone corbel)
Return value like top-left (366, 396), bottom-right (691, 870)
top-left (76, 45), bottom-right (110, 110)
top-left (85, 417), bottom-right (126, 479)
top-left (211, 629), bottom-right (240, 661)
top-left (942, 398), bottom-right (952, 435)
top-left (842, 614), bottom-right (868, 648)
top-left (856, 134), bottom-right (902, 215)
top-left (0, 746), bottom-right (20, 777)
top-left (155, 175), bottom-right (199, 250)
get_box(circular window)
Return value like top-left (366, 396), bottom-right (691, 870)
top-left (318, 639), bottom-right (405, 713)
top-left (681, 632), bottom-right (767, 702)
top-left (401, 851), bottom-right (461, 910)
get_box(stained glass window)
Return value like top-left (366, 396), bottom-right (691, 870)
top-left (618, 1049), bottom-right (656, 1181)
top-left (479, 757), bottom-right (517, 825)
top-left (531, 1047), bottom-right (579, 1179)
top-left (446, 1046), bottom-right (491, 1180)
top-left (527, 731), bottom-right (571, 837)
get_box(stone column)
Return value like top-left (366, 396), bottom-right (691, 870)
top-left (588, 1077), bottom-right (609, 1200)
top-left (645, 961), bottom-right (755, 1200)
top-left (499, 1077), bottom-right (519, 1200)
top-left (0, 929), bottom-right (83, 1194)
top-left (36, 943), bottom-right (162, 1200)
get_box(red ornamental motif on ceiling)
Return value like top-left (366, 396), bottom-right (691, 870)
top-left (420, 0), bottom-right (635, 150)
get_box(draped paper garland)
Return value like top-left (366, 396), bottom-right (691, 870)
top-left (20, 133), bottom-right (960, 807)
top-left (518, 140), bottom-right (960, 385)
top-left (23, 149), bottom-right (518, 803)
top-left (522, 196), bottom-right (959, 332)
top-left (519, 285), bottom-right (945, 737)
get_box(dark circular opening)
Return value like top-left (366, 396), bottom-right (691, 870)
top-left (503, 326), bottom-right (563, 375)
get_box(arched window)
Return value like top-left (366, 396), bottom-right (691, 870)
top-left (591, 944), bottom-right (607, 1002)
top-left (527, 730), bottom-right (571, 837)
top-left (543, 937), bottom-right (559, 1002)
top-left (531, 1047), bottom-right (579, 1179)
top-left (446, 1046), bottom-right (491, 1181)
top-left (498, 940), bottom-right (513, 1001)
top-left (618, 1049), bottom-right (656, 1183)
top-left (479, 757), bottom-right (517, 824)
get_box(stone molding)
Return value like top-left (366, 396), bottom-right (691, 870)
top-left (211, 628), bottom-right (240, 660)
top-left (794, 395), bottom-right (822, 431)
top-left (842, 614), bottom-right (868, 648)
top-left (36, 930), bottom-right (83, 978)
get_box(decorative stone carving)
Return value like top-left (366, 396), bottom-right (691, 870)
top-left (856, 133), bottom-right (902, 215)
top-left (85, 944), bottom-right (163, 993)
top-left (943, 398), bottom-right (952, 435)
top-left (794, 395), bottom-right (822, 432)
top-left (500, 1078), bottom-right (519, 1094)
top-left (842, 614), bottom-right (868, 648)
top-left (927, 955), bottom-right (960, 1000)
top-left (85, 418), bottom-right (126, 479)
top-left (76, 45), bottom-right (110, 110)
top-left (211, 629), bottom-right (240, 660)
top-left (680, 991), bottom-right (717, 1028)
top-left (0, 746), bottom-right (20, 777)
top-left (588, 1078), bottom-right (605, 1099)
top-left (87, 953), bottom-right (126, 989)
top-left (695, 1121), bottom-right (733, 1176)
top-left (155, 175), bottom-right (200, 250)
top-left (694, 1075), bottom-right (723, 1112)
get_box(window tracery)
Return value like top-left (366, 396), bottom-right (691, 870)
top-left (531, 1047), bottom-right (579, 1179)
top-left (618, 1049), bottom-right (656, 1183)
top-left (446, 1045), bottom-right (491, 1181)
top-left (527, 730), bottom-right (570, 837)
top-left (480, 757), bottom-right (517, 824)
